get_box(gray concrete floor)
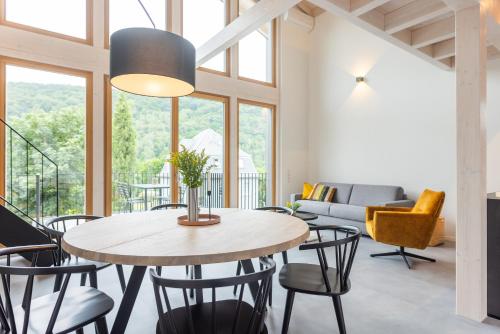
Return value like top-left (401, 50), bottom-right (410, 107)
top-left (4, 237), bottom-right (500, 333)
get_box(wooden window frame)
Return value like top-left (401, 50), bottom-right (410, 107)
top-left (0, 0), bottom-right (93, 45)
top-left (236, 0), bottom-right (277, 87)
top-left (0, 56), bottom-right (94, 214)
top-left (104, 87), bottom-right (231, 215)
top-left (236, 98), bottom-right (276, 207)
top-left (173, 92), bottom-right (231, 207)
top-left (104, 0), bottom-right (170, 49)
top-left (181, 0), bottom-right (231, 77)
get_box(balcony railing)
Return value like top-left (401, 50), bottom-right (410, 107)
top-left (112, 172), bottom-right (269, 213)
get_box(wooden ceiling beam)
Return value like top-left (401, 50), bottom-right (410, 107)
top-left (350, 0), bottom-right (392, 16)
top-left (442, 0), bottom-right (480, 11)
top-left (433, 38), bottom-right (455, 60)
top-left (196, 0), bottom-right (302, 66)
top-left (385, 0), bottom-right (451, 34)
top-left (308, 0), bottom-right (452, 69)
top-left (297, 2), bottom-right (315, 15)
top-left (412, 16), bottom-right (455, 48)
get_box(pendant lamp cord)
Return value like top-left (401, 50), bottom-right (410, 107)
top-left (138, 0), bottom-right (156, 29)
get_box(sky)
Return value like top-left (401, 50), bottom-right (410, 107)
top-left (5, 0), bottom-right (270, 84)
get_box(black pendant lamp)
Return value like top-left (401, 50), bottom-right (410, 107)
top-left (110, 1), bottom-right (195, 98)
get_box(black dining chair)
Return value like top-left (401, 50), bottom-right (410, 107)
top-left (44, 215), bottom-right (127, 293)
top-left (150, 204), bottom-right (189, 277)
top-left (0, 244), bottom-right (114, 334)
top-left (279, 225), bottom-right (361, 334)
top-left (150, 257), bottom-right (276, 334)
top-left (233, 206), bottom-right (291, 306)
top-left (151, 203), bottom-right (188, 211)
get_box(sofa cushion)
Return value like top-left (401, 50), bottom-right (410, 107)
top-left (348, 184), bottom-right (404, 207)
top-left (295, 200), bottom-right (331, 216)
top-left (319, 182), bottom-right (353, 204)
top-left (329, 204), bottom-right (365, 222)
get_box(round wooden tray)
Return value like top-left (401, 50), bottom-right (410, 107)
top-left (177, 214), bottom-right (221, 226)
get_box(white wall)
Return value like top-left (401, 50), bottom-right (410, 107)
top-left (298, 12), bottom-right (500, 240)
top-left (279, 20), bottom-right (311, 205)
top-left (307, 13), bottom-right (458, 239)
top-left (487, 59), bottom-right (500, 193)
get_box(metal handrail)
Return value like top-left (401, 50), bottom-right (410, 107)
top-left (0, 118), bottom-right (58, 166)
top-left (0, 195), bottom-right (45, 229)
top-left (1, 118), bottom-right (59, 217)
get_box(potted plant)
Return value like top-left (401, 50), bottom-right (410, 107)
top-left (169, 145), bottom-right (213, 222)
top-left (286, 201), bottom-right (301, 216)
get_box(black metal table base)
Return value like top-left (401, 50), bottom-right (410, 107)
top-left (109, 259), bottom-right (260, 333)
top-left (110, 266), bottom-right (146, 334)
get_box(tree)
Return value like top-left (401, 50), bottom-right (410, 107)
top-left (112, 94), bottom-right (137, 175)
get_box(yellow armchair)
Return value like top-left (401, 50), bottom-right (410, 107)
top-left (366, 189), bottom-right (445, 269)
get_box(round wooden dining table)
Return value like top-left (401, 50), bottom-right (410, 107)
top-left (62, 208), bottom-right (309, 334)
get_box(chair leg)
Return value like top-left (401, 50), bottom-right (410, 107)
top-left (156, 266), bottom-right (162, 275)
top-left (76, 328), bottom-right (84, 334)
top-left (185, 265), bottom-right (189, 276)
top-left (233, 261), bottom-right (242, 295)
top-left (95, 316), bottom-right (109, 334)
top-left (53, 273), bottom-right (63, 292)
top-left (80, 273), bottom-right (88, 287)
top-left (332, 296), bottom-right (346, 334)
top-left (371, 247), bottom-right (436, 270)
top-left (189, 265), bottom-right (195, 298)
top-left (282, 251), bottom-right (288, 264)
top-left (281, 290), bottom-right (295, 334)
top-left (116, 265), bottom-right (127, 293)
top-left (400, 252), bottom-right (412, 270)
top-left (404, 251), bottom-right (436, 262)
top-left (269, 278), bottom-right (273, 307)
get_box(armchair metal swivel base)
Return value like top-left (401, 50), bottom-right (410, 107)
top-left (371, 246), bottom-right (436, 269)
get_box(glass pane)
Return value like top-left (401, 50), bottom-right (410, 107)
top-left (178, 96), bottom-right (225, 207)
top-left (109, 0), bottom-right (166, 39)
top-left (183, 0), bottom-right (227, 72)
top-left (5, 0), bottom-right (87, 39)
top-left (5, 65), bottom-right (86, 218)
top-left (238, 0), bottom-right (273, 83)
top-left (111, 90), bottom-right (171, 213)
top-left (238, 103), bottom-right (273, 208)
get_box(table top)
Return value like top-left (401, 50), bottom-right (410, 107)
top-left (130, 183), bottom-right (170, 190)
top-left (62, 208), bottom-right (310, 267)
top-left (293, 211), bottom-right (318, 221)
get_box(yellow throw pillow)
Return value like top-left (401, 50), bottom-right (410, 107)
top-left (302, 182), bottom-right (314, 199)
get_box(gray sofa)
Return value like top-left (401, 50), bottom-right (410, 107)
top-left (290, 183), bottom-right (414, 234)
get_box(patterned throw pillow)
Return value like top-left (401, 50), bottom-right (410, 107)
top-left (307, 183), bottom-right (336, 202)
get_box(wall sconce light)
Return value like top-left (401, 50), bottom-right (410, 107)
top-left (356, 76), bottom-right (366, 83)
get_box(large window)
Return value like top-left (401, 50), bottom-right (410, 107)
top-left (3, 61), bottom-right (91, 217)
top-left (2, 0), bottom-right (90, 43)
top-left (107, 0), bottom-right (166, 47)
top-left (110, 88), bottom-right (172, 213)
top-left (183, 0), bottom-right (228, 73)
top-left (238, 100), bottom-right (275, 208)
top-left (106, 89), bottom-right (230, 214)
top-left (178, 93), bottom-right (228, 207)
top-left (238, 0), bottom-right (275, 84)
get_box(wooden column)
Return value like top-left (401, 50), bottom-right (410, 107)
top-left (455, 3), bottom-right (487, 322)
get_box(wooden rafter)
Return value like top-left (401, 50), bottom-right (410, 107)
top-left (308, 0), bottom-right (453, 69)
top-left (350, 0), bottom-right (392, 16)
top-left (384, 0), bottom-right (451, 34)
top-left (412, 15), bottom-right (455, 48)
top-left (196, 0), bottom-right (301, 66)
